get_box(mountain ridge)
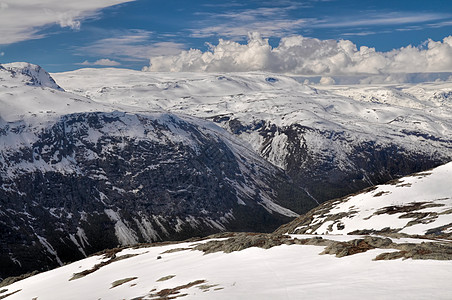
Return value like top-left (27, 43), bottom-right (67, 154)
top-left (275, 161), bottom-right (452, 238)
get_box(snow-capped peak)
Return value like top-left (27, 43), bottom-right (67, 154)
top-left (2, 62), bottom-right (63, 91)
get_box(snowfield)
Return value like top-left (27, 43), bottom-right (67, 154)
top-left (1, 235), bottom-right (452, 300)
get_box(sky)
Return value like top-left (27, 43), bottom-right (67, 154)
top-left (1, 0), bottom-right (452, 74)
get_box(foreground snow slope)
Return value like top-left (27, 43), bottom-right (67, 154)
top-left (1, 233), bottom-right (451, 300)
top-left (53, 68), bottom-right (452, 202)
top-left (277, 162), bottom-right (452, 236)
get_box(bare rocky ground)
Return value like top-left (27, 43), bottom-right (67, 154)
top-left (193, 232), bottom-right (452, 260)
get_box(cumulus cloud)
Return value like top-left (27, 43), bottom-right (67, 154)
top-left (79, 58), bottom-right (120, 66)
top-left (0, 0), bottom-right (134, 45)
top-left (145, 33), bottom-right (452, 75)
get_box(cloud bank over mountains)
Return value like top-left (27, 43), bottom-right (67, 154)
top-left (145, 33), bottom-right (452, 76)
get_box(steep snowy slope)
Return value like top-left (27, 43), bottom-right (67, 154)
top-left (0, 64), bottom-right (315, 281)
top-left (53, 69), bottom-right (452, 202)
top-left (276, 162), bottom-right (452, 237)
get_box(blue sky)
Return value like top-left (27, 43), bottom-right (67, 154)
top-left (1, 0), bottom-right (452, 73)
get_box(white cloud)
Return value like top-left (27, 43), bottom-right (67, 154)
top-left (0, 52), bottom-right (4, 56)
top-left (56, 11), bottom-right (81, 30)
top-left (189, 6), bottom-right (308, 39)
top-left (78, 30), bottom-right (185, 61)
top-left (312, 12), bottom-right (451, 28)
top-left (190, 19), bottom-right (306, 39)
top-left (0, 0), bottom-right (135, 45)
top-left (319, 76), bottom-right (335, 85)
top-left (145, 33), bottom-right (452, 75)
top-left (340, 31), bottom-right (386, 37)
top-left (79, 58), bottom-right (121, 66)
top-left (188, 6), bottom-right (452, 40)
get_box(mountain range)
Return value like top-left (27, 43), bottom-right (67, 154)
top-left (53, 68), bottom-right (452, 202)
top-left (0, 63), bottom-right (312, 281)
top-left (0, 62), bottom-right (451, 283)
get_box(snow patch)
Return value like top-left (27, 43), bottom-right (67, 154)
top-left (104, 209), bottom-right (138, 246)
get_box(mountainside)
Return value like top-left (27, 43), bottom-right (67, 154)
top-left (276, 162), bottom-right (452, 237)
top-left (1, 162), bottom-right (451, 300)
top-left (53, 69), bottom-right (452, 202)
top-left (0, 64), bottom-right (314, 281)
top-left (2, 63), bottom-right (452, 283)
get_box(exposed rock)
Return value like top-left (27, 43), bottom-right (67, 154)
top-left (320, 236), bottom-right (393, 258)
top-left (110, 277), bottom-right (138, 289)
top-left (193, 233), bottom-right (293, 254)
top-left (147, 279), bottom-right (206, 300)
top-left (69, 254), bottom-right (139, 281)
top-left (376, 242), bottom-right (452, 261)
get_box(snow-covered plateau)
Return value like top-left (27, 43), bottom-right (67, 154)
top-left (1, 233), bottom-right (451, 300)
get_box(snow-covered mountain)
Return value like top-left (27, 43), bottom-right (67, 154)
top-left (3, 62), bottom-right (63, 91)
top-left (53, 68), bottom-right (452, 203)
top-left (1, 162), bottom-right (451, 299)
top-left (0, 64), bottom-right (316, 281)
top-left (276, 162), bottom-right (452, 237)
top-left (2, 63), bottom-right (452, 284)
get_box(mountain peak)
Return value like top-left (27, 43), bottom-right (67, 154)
top-left (2, 62), bottom-right (63, 91)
